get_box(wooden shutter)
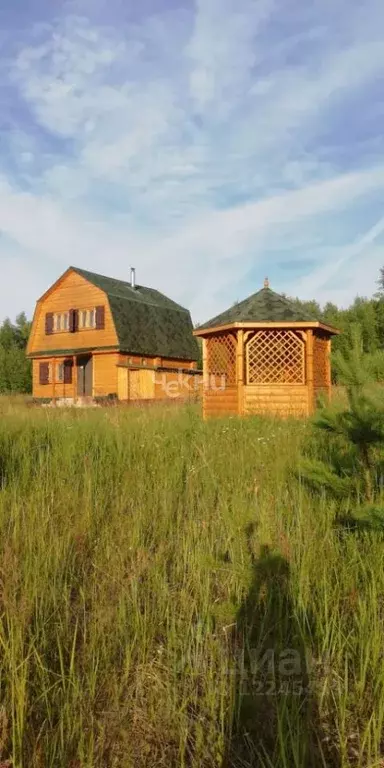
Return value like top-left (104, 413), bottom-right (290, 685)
top-left (69, 309), bottom-right (79, 333)
top-left (63, 360), bottom-right (73, 384)
top-left (39, 362), bottom-right (50, 384)
top-left (95, 305), bottom-right (105, 329)
top-left (45, 313), bottom-right (54, 335)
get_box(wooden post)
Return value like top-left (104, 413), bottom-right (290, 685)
top-left (237, 329), bottom-right (244, 416)
top-left (326, 338), bottom-right (332, 401)
top-left (73, 355), bottom-right (77, 402)
top-left (52, 357), bottom-right (56, 403)
top-left (202, 338), bottom-right (208, 420)
top-left (306, 330), bottom-right (314, 415)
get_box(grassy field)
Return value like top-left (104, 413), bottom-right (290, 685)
top-left (0, 398), bottom-right (383, 767)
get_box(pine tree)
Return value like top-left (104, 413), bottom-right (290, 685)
top-left (299, 325), bottom-right (384, 528)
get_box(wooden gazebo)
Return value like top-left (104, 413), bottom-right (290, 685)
top-left (194, 279), bottom-right (339, 419)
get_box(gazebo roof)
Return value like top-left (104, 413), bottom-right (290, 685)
top-left (194, 280), bottom-right (339, 335)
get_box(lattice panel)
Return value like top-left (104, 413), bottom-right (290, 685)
top-left (246, 330), bottom-right (305, 384)
top-left (314, 335), bottom-right (329, 388)
top-left (207, 333), bottom-right (237, 384)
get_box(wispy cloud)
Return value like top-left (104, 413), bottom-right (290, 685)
top-left (0, 0), bottom-right (384, 322)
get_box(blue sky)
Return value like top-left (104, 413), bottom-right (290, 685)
top-left (1, 0), bottom-right (384, 324)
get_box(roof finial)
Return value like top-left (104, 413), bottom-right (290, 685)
top-left (264, 276), bottom-right (269, 289)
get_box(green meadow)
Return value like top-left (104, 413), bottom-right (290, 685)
top-left (0, 397), bottom-right (383, 767)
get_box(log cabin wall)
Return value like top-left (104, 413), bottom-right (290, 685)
top-left (243, 384), bottom-right (309, 417)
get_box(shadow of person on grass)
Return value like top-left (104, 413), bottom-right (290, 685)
top-left (224, 539), bottom-right (337, 768)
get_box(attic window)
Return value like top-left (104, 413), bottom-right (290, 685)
top-left (53, 312), bottom-right (69, 332)
top-left (78, 309), bottom-right (97, 329)
top-left (79, 310), bottom-right (87, 329)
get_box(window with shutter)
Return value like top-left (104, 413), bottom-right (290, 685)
top-left (69, 309), bottom-right (79, 333)
top-left (45, 313), bottom-right (54, 335)
top-left (63, 360), bottom-right (73, 384)
top-left (79, 310), bottom-right (87, 329)
top-left (57, 362), bottom-right (64, 382)
top-left (39, 362), bottom-right (50, 384)
top-left (95, 305), bottom-right (105, 329)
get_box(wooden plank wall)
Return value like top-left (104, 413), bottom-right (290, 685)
top-left (117, 367), bottom-right (128, 400)
top-left (129, 369), bottom-right (155, 400)
top-left (203, 385), bottom-right (239, 418)
top-left (33, 354), bottom-right (200, 400)
top-left (243, 384), bottom-right (309, 417)
top-left (154, 371), bottom-right (202, 401)
top-left (28, 271), bottom-right (118, 354)
top-left (117, 367), bottom-right (202, 401)
top-left (32, 359), bottom-right (76, 399)
top-left (93, 353), bottom-right (120, 397)
top-left (119, 354), bottom-right (197, 369)
top-left (32, 352), bottom-right (120, 399)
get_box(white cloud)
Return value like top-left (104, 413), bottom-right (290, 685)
top-left (187, 0), bottom-right (274, 112)
top-left (1, 163), bottom-right (383, 321)
top-left (1, 0), bottom-right (384, 323)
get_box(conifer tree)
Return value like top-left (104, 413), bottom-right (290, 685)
top-left (299, 325), bottom-right (384, 528)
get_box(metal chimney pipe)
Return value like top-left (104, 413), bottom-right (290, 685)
top-left (130, 267), bottom-right (136, 289)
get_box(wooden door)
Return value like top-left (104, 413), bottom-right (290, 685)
top-left (128, 369), bottom-right (154, 400)
top-left (77, 355), bottom-right (93, 396)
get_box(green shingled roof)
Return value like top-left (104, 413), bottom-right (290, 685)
top-left (72, 267), bottom-right (199, 361)
top-left (197, 286), bottom-right (321, 330)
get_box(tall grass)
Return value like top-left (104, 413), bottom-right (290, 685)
top-left (0, 399), bottom-right (383, 767)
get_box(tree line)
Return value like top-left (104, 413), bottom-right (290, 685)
top-left (0, 269), bottom-right (383, 394)
top-left (0, 313), bottom-right (32, 393)
top-left (288, 267), bottom-right (384, 381)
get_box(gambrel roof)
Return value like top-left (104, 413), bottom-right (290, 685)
top-left (29, 266), bottom-right (199, 361)
top-left (72, 267), bottom-right (199, 361)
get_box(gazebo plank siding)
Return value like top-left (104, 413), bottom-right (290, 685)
top-left (194, 280), bottom-right (339, 419)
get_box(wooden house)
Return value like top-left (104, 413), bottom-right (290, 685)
top-left (194, 279), bottom-right (339, 419)
top-left (27, 266), bottom-right (200, 402)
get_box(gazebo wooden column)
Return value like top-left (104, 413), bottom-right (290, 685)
top-left (306, 329), bottom-right (314, 415)
top-left (236, 329), bottom-right (244, 416)
top-left (326, 338), bottom-right (332, 399)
